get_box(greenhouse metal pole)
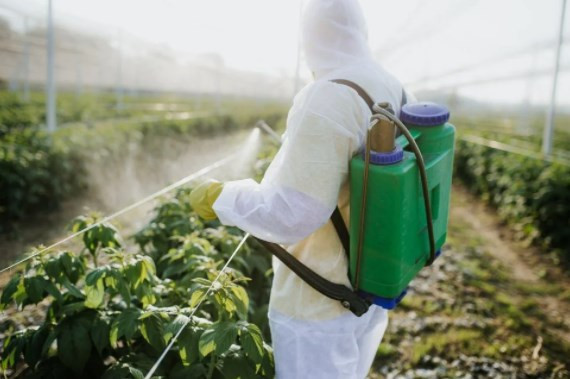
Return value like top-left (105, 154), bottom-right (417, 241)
top-left (23, 16), bottom-right (30, 102)
top-left (115, 28), bottom-right (124, 111)
top-left (46, 0), bottom-right (57, 132)
top-left (543, 0), bottom-right (567, 156)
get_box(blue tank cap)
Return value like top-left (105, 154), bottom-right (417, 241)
top-left (365, 145), bottom-right (404, 165)
top-left (400, 102), bottom-right (450, 127)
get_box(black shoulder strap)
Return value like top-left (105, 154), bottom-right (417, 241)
top-left (254, 237), bottom-right (369, 316)
top-left (331, 207), bottom-right (350, 256)
top-left (251, 79), bottom-right (390, 317)
top-left (329, 79), bottom-right (376, 258)
top-left (327, 81), bottom-right (409, 257)
top-left (332, 79), bottom-right (408, 111)
top-left (331, 79), bottom-right (375, 111)
top-left (328, 80), bottom-right (407, 257)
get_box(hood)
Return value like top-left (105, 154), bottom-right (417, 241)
top-left (301, 0), bottom-right (373, 78)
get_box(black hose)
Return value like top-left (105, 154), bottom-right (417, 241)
top-left (371, 106), bottom-right (436, 266)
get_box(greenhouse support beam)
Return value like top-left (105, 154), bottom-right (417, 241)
top-left (46, 0), bottom-right (57, 132)
top-left (543, 0), bottom-right (567, 156)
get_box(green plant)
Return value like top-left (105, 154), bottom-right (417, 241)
top-left (0, 93), bottom-right (41, 136)
top-left (0, 128), bottom-right (84, 234)
top-left (134, 188), bottom-right (273, 338)
top-left (1, 189), bottom-right (274, 378)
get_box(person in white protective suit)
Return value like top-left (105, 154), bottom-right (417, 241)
top-left (190, 0), bottom-right (413, 377)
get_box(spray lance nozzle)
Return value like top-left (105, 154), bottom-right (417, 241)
top-left (255, 120), bottom-right (282, 144)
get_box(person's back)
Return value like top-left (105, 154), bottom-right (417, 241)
top-left (268, 0), bottom-right (408, 322)
top-left (191, 0), bottom-right (410, 377)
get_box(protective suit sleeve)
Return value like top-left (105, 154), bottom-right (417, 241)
top-left (213, 81), bottom-right (367, 245)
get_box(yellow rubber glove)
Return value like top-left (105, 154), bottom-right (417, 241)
top-left (189, 179), bottom-right (224, 221)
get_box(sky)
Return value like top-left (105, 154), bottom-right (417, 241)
top-left (0, 0), bottom-right (569, 106)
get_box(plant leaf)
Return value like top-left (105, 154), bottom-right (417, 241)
top-left (230, 285), bottom-right (249, 319)
top-left (0, 274), bottom-right (21, 307)
top-left (116, 276), bottom-right (131, 305)
top-left (164, 314), bottom-right (188, 344)
top-left (241, 323), bottom-right (264, 363)
top-left (84, 278), bottom-right (105, 309)
top-left (198, 328), bottom-right (216, 358)
top-left (198, 322), bottom-right (237, 357)
top-left (61, 278), bottom-right (84, 299)
top-left (111, 307), bottom-right (141, 344)
top-left (85, 267), bottom-right (107, 286)
top-left (128, 366), bottom-right (144, 379)
top-left (57, 317), bottom-right (92, 373)
top-left (44, 258), bottom-right (63, 281)
top-left (23, 325), bottom-right (50, 369)
top-left (1, 332), bottom-right (25, 370)
top-left (178, 325), bottom-right (202, 366)
top-left (90, 317), bottom-right (110, 355)
top-left (219, 347), bottom-right (257, 379)
top-left (43, 280), bottom-right (63, 303)
top-left (189, 289), bottom-right (206, 308)
top-left (139, 313), bottom-right (165, 351)
top-left (24, 276), bottom-right (45, 303)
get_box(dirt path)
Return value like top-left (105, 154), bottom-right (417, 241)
top-left (451, 187), bottom-right (539, 283)
top-left (451, 186), bottom-right (570, 344)
top-left (371, 185), bottom-right (570, 378)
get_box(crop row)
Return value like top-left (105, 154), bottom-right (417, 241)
top-left (0, 101), bottom-right (286, 235)
top-left (454, 139), bottom-right (570, 262)
top-left (1, 187), bottom-right (275, 378)
top-left (0, 91), bottom-right (147, 134)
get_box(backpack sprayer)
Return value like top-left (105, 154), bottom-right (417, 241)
top-left (256, 80), bottom-right (455, 316)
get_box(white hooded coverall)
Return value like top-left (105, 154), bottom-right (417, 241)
top-left (213, 0), bottom-right (411, 377)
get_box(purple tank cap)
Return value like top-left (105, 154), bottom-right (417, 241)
top-left (364, 145), bottom-right (404, 165)
top-left (400, 102), bottom-right (450, 127)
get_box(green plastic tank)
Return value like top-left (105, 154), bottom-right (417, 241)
top-left (349, 102), bottom-right (455, 308)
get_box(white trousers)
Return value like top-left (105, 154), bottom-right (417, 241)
top-left (268, 306), bottom-right (389, 379)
